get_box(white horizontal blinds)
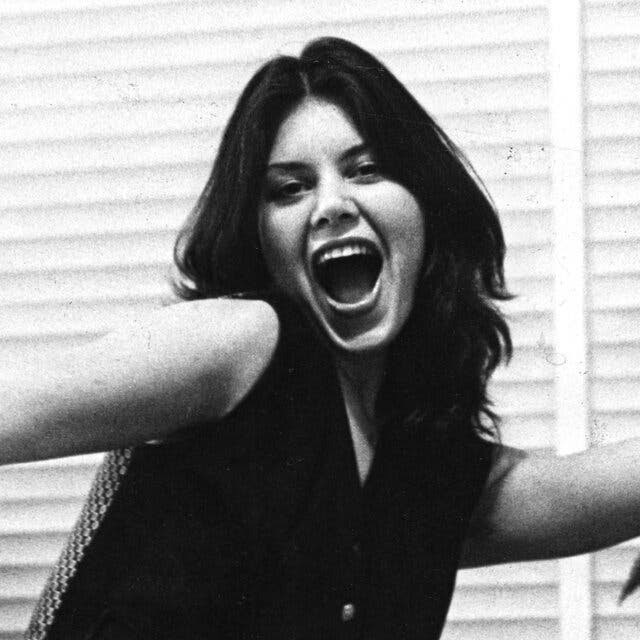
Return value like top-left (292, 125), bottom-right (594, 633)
top-left (585, 1), bottom-right (640, 638)
top-left (0, 1), bottom-right (554, 638)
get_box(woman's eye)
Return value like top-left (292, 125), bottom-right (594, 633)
top-left (280, 181), bottom-right (305, 196)
top-left (351, 161), bottom-right (380, 180)
top-left (267, 180), bottom-right (307, 202)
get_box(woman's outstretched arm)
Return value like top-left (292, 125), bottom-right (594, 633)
top-left (0, 298), bottom-right (279, 465)
top-left (461, 441), bottom-right (640, 568)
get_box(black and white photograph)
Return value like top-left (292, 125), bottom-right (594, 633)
top-left (1, 1), bottom-right (640, 639)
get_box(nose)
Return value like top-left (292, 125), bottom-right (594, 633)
top-left (310, 176), bottom-right (358, 230)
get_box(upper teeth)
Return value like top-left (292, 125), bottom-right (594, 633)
top-left (316, 243), bottom-right (374, 265)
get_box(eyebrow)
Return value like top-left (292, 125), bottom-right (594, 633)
top-left (266, 143), bottom-right (370, 172)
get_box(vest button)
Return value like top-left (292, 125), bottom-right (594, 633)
top-left (341, 602), bottom-right (356, 622)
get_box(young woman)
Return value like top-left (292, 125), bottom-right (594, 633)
top-left (8, 37), bottom-right (640, 639)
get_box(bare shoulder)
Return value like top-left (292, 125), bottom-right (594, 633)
top-left (483, 444), bottom-right (529, 491)
top-left (161, 297), bottom-right (280, 350)
top-left (127, 297), bottom-right (280, 356)
top-left (465, 445), bottom-right (528, 541)
top-left (161, 297), bottom-right (281, 417)
top-left (461, 444), bottom-right (532, 567)
top-left (154, 297), bottom-right (281, 409)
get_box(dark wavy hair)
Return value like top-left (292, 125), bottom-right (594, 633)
top-left (174, 37), bottom-right (512, 438)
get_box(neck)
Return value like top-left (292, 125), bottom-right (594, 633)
top-left (334, 349), bottom-right (386, 424)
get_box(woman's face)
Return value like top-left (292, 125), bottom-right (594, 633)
top-left (258, 97), bottom-right (425, 353)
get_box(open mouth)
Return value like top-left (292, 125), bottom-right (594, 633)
top-left (313, 242), bottom-right (383, 306)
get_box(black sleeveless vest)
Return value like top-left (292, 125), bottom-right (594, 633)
top-left (40, 295), bottom-right (494, 640)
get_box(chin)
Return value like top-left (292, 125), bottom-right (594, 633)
top-left (308, 295), bottom-right (407, 355)
top-left (326, 329), bottom-right (394, 354)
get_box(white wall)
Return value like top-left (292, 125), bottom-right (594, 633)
top-left (1, 1), bottom-right (639, 638)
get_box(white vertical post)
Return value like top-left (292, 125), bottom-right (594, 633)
top-left (549, 1), bottom-right (591, 639)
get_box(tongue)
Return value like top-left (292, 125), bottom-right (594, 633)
top-left (321, 256), bottom-right (379, 304)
